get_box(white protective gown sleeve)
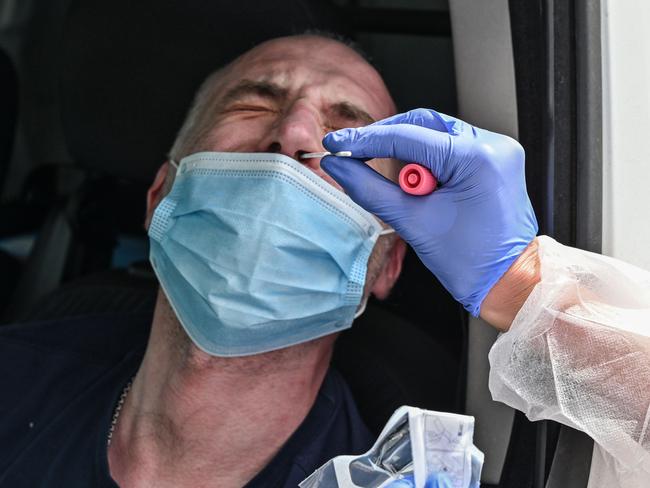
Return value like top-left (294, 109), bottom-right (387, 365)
top-left (488, 236), bottom-right (650, 488)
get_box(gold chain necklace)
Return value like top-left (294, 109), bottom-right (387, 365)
top-left (107, 376), bottom-right (134, 447)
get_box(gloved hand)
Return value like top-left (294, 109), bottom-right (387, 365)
top-left (386, 473), bottom-right (453, 488)
top-left (322, 108), bottom-right (538, 316)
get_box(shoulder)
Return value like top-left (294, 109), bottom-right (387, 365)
top-left (319, 368), bottom-right (375, 449)
top-left (0, 311), bottom-right (152, 363)
top-left (0, 313), bottom-right (149, 476)
top-left (0, 312), bottom-right (151, 412)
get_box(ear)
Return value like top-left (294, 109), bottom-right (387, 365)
top-left (370, 237), bottom-right (407, 300)
top-left (144, 162), bottom-right (171, 230)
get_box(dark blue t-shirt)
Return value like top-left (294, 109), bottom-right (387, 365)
top-left (0, 313), bottom-right (374, 487)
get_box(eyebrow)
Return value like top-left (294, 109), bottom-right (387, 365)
top-left (326, 101), bottom-right (375, 126)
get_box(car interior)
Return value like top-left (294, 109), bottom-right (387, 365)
top-left (0, 0), bottom-right (601, 487)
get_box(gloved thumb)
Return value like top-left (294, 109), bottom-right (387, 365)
top-left (321, 155), bottom-right (407, 224)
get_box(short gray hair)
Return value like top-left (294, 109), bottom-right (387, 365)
top-left (168, 65), bottom-right (229, 164)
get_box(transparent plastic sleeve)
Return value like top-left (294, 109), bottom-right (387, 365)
top-left (488, 236), bottom-right (650, 486)
top-left (300, 406), bottom-right (483, 488)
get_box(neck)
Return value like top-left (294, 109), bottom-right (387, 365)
top-left (108, 290), bottom-right (334, 487)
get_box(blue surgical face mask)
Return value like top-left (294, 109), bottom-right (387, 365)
top-left (148, 152), bottom-right (394, 357)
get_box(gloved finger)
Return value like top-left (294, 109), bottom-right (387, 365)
top-left (322, 155), bottom-right (405, 214)
top-left (322, 156), bottom-right (459, 249)
top-left (323, 124), bottom-right (453, 177)
top-left (368, 108), bottom-right (465, 135)
top-left (383, 472), bottom-right (454, 488)
top-left (385, 475), bottom-right (415, 488)
top-left (426, 472), bottom-right (454, 488)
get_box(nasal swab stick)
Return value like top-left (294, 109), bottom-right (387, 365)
top-left (300, 151), bottom-right (352, 159)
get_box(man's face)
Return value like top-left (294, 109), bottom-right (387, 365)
top-left (195, 35), bottom-right (398, 187)
top-left (146, 35), bottom-right (405, 309)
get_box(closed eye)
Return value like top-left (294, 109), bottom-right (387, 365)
top-left (219, 80), bottom-right (288, 115)
top-left (223, 104), bottom-right (276, 113)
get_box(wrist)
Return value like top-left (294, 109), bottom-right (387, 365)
top-left (480, 238), bottom-right (541, 331)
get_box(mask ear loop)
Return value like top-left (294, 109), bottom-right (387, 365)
top-left (379, 228), bottom-right (396, 236)
top-left (354, 295), bottom-right (369, 319)
top-left (169, 159), bottom-right (179, 170)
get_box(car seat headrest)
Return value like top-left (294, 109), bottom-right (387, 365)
top-left (59, 0), bottom-right (345, 183)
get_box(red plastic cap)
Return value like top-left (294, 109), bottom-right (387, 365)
top-left (398, 163), bottom-right (437, 195)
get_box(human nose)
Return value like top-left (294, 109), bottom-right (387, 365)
top-left (261, 103), bottom-right (325, 168)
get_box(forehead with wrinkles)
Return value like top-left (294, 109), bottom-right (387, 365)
top-left (218, 35), bottom-right (396, 120)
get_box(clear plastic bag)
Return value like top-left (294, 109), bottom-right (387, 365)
top-left (300, 406), bottom-right (483, 488)
top-left (488, 236), bottom-right (650, 487)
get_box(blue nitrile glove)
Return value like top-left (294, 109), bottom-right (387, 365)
top-left (322, 108), bottom-right (538, 316)
top-left (386, 473), bottom-right (454, 488)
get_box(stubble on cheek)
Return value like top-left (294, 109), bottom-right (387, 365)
top-left (157, 288), bottom-right (192, 359)
top-left (363, 234), bottom-right (395, 296)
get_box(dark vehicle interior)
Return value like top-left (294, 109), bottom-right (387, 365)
top-left (0, 0), bottom-right (601, 487)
